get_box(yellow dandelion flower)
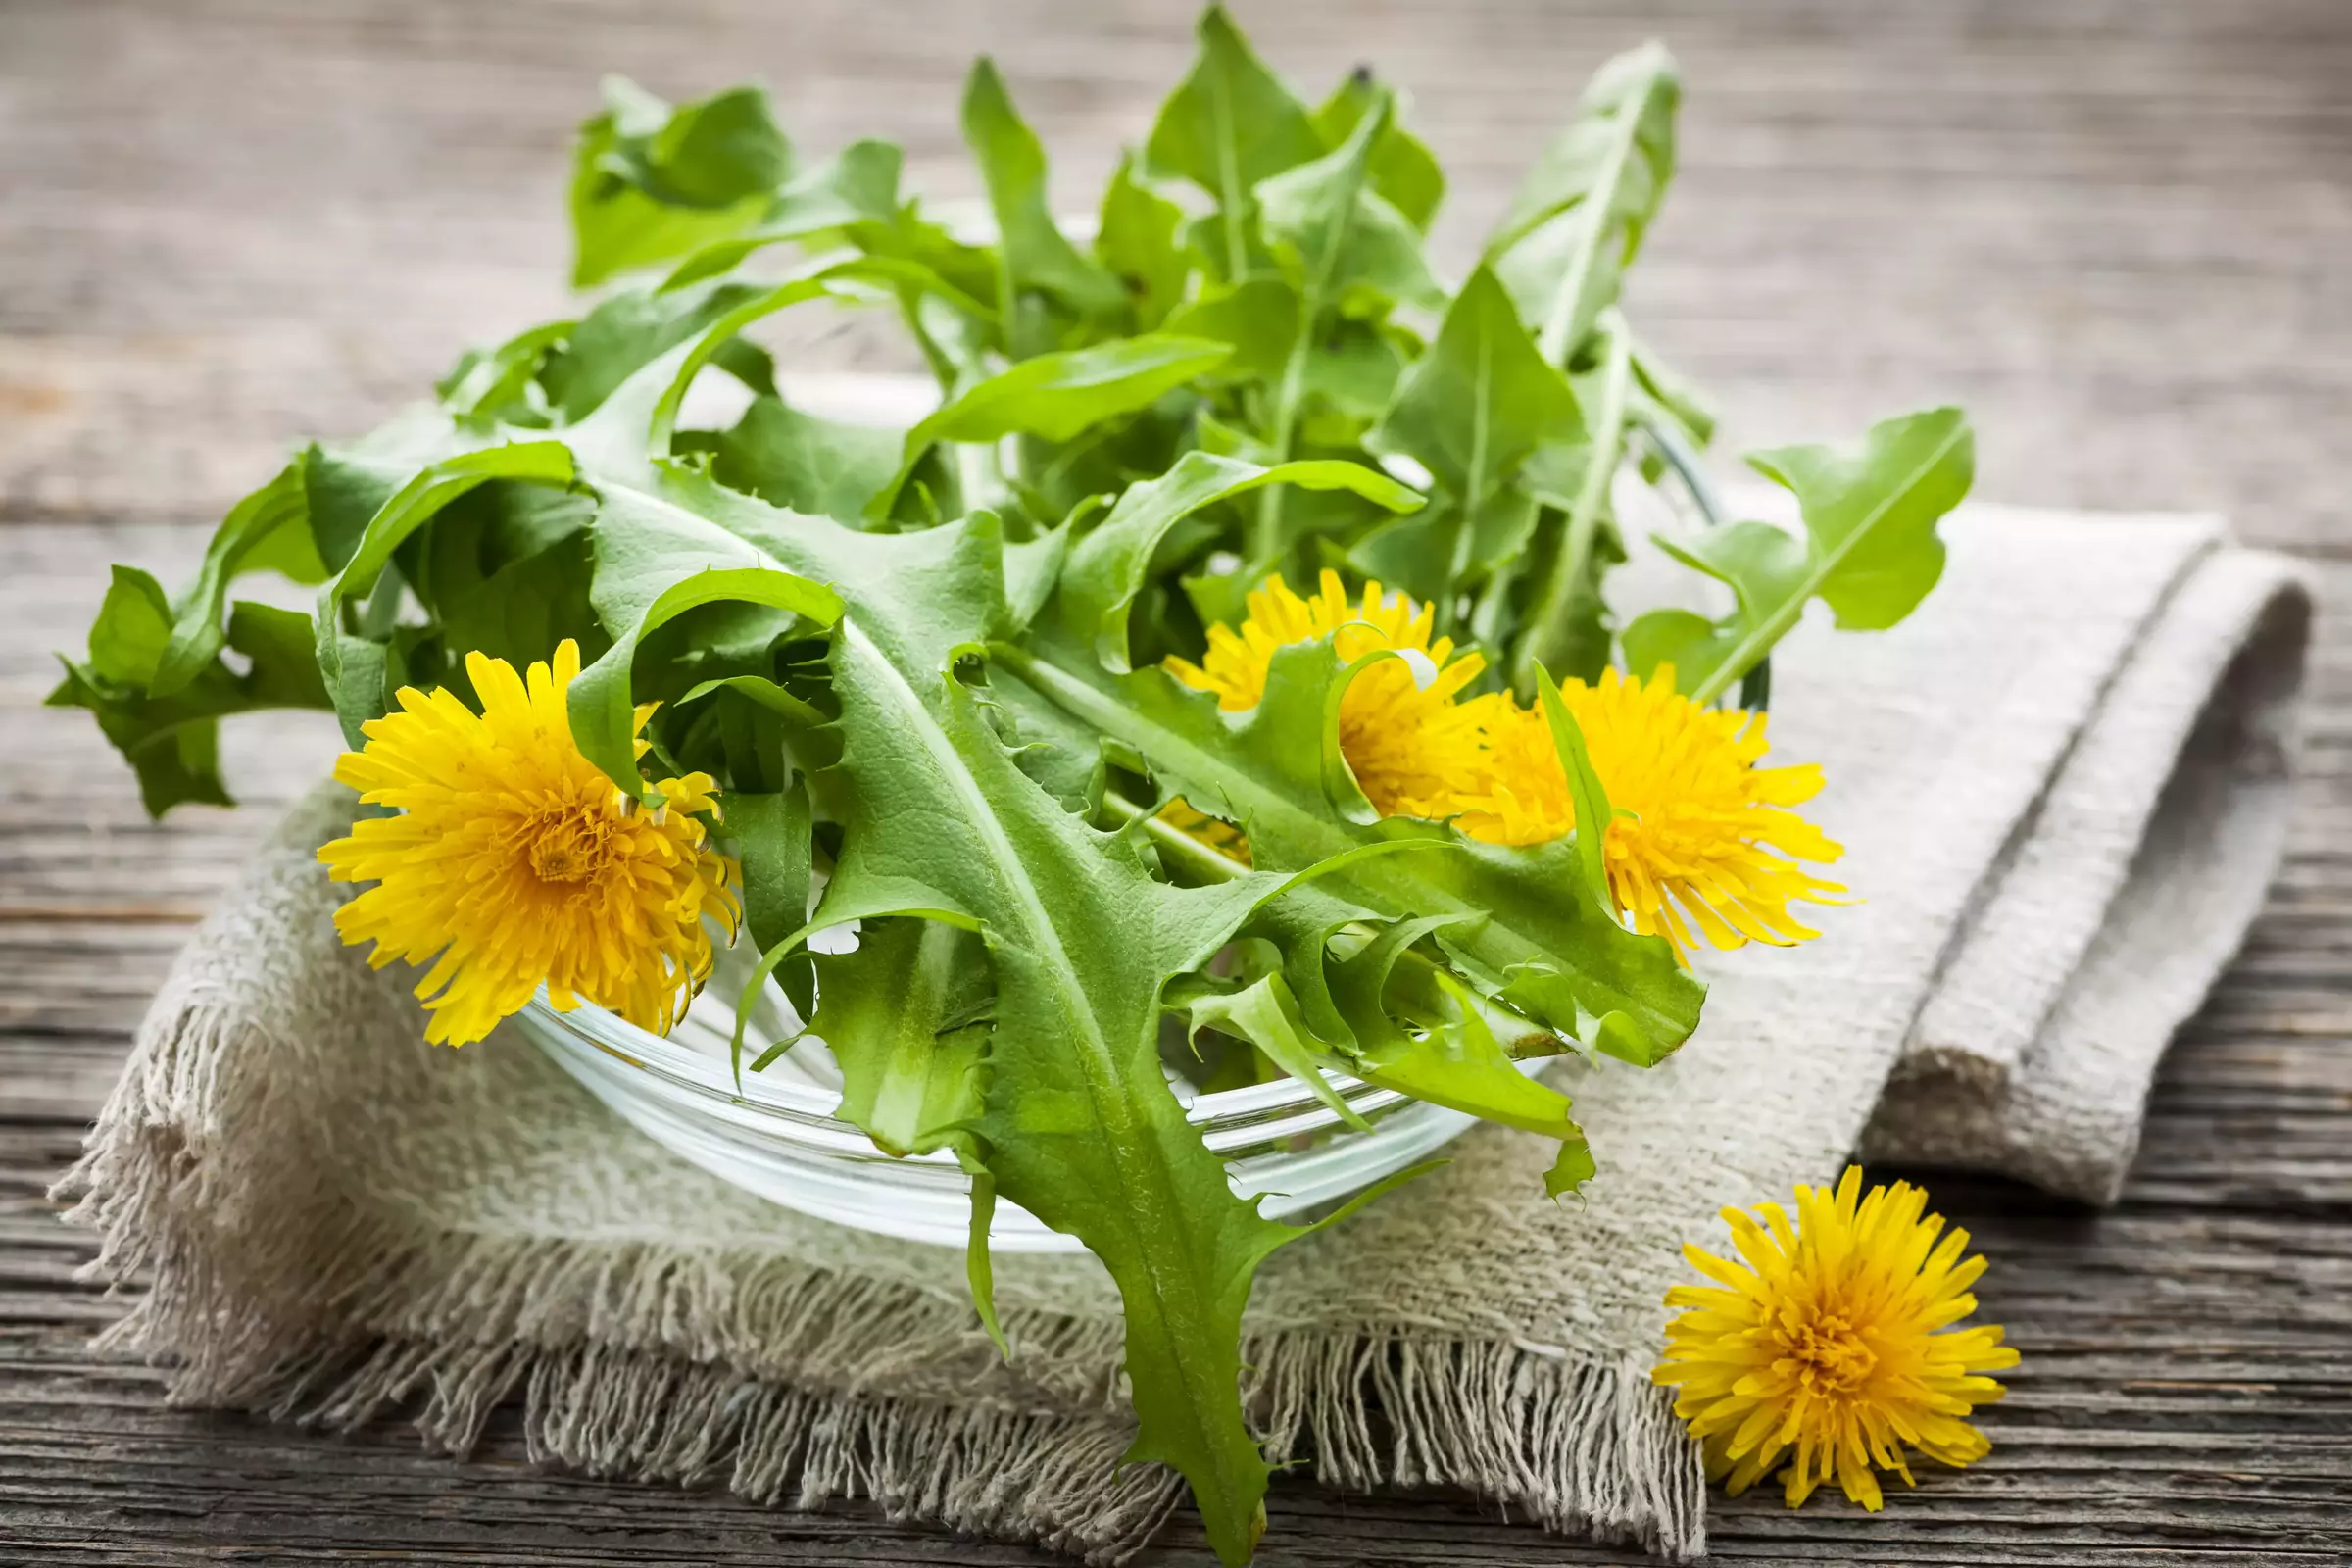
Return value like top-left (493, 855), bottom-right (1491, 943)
top-left (1653, 1166), bottom-right (2020, 1511)
top-left (318, 640), bottom-right (740, 1047)
top-left (1451, 665), bottom-right (1845, 961)
top-left (1165, 570), bottom-right (1494, 819)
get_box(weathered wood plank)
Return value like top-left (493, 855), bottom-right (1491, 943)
top-left (4, 0), bottom-right (2349, 545)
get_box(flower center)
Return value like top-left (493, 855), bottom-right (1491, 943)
top-left (523, 808), bottom-right (616, 886)
top-left (1782, 1311), bottom-right (1878, 1396)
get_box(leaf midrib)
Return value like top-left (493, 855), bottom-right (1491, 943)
top-left (1514, 323), bottom-right (1631, 693)
top-left (845, 620), bottom-right (1248, 1508)
top-left (1252, 106), bottom-right (1379, 565)
top-left (1209, 59), bottom-right (1249, 281)
top-left (1531, 65), bottom-right (1665, 366)
top-left (1442, 323), bottom-right (1496, 595)
top-left (1688, 420), bottom-right (1967, 705)
top-left (844, 623), bottom-right (1106, 1079)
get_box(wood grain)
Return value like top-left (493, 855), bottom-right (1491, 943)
top-left (3, 0), bottom-right (2349, 1562)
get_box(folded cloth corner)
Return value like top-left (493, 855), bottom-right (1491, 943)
top-left (1862, 542), bottom-right (2312, 1200)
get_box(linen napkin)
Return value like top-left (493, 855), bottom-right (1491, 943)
top-left (58, 503), bottom-right (2310, 1563)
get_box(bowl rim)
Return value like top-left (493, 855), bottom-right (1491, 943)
top-left (520, 974), bottom-right (1429, 1154)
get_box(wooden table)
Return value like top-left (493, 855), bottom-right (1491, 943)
top-left (5, 1), bottom-right (2348, 1562)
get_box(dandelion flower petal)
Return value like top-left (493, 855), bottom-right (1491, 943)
top-left (1653, 1167), bottom-right (2017, 1510)
top-left (1165, 569), bottom-right (1493, 819)
top-left (318, 639), bottom-right (740, 1046)
top-left (1451, 664), bottom-right (1847, 962)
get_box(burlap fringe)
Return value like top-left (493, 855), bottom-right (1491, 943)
top-left (56, 980), bottom-right (1704, 1563)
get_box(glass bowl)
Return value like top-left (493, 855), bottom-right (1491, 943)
top-left (515, 941), bottom-right (1547, 1253)
top-left (519, 387), bottom-right (1735, 1254)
